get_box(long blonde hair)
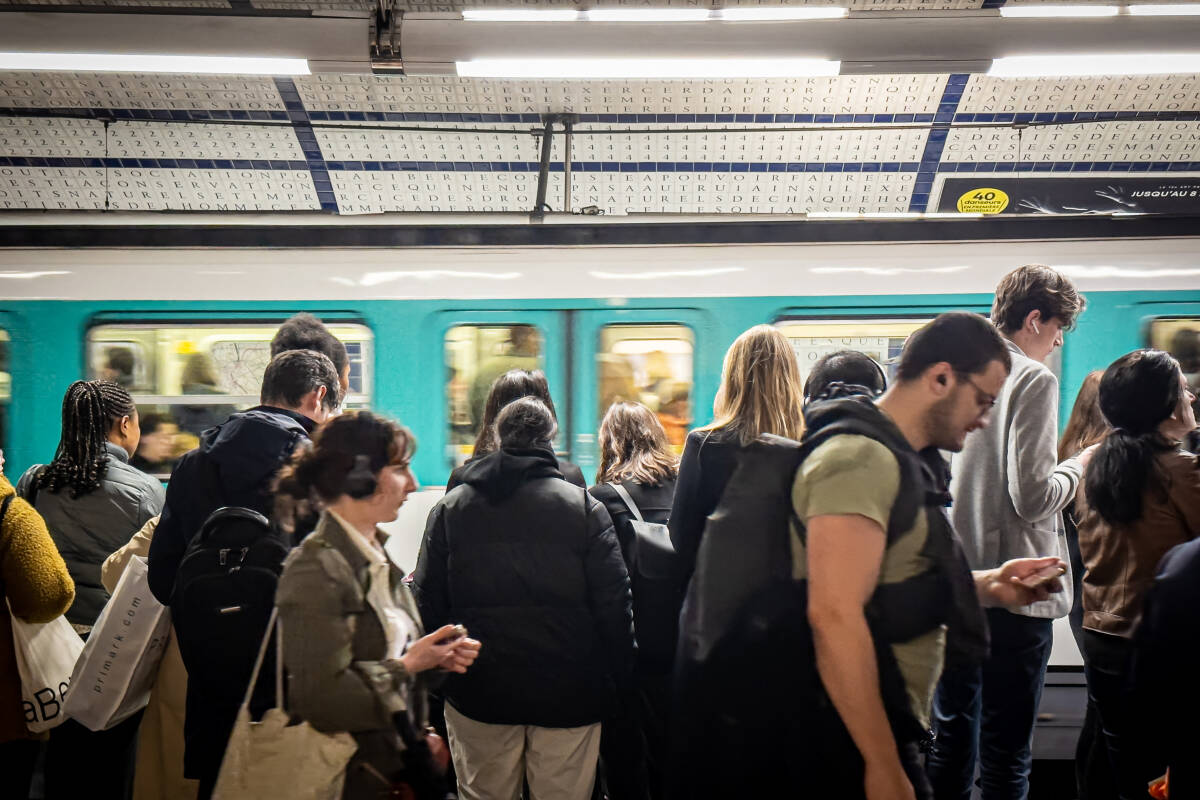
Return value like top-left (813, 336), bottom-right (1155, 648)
top-left (700, 325), bottom-right (805, 445)
top-left (596, 402), bottom-right (679, 486)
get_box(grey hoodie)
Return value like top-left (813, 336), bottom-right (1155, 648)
top-left (949, 339), bottom-right (1083, 620)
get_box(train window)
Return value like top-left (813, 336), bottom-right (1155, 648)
top-left (1148, 318), bottom-right (1200, 400)
top-left (0, 329), bottom-right (9, 455)
top-left (774, 318), bottom-right (931, 388)
top-left (87, 322), bottom-right (373, 477)
top-left (597, 325), bottom-right (694, 449)
top-left (445, 324), bottom-right (545, 463)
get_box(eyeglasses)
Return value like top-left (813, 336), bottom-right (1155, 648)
top-left (958, 373), bottom-right (998, 410)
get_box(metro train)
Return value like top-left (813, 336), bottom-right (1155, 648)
top-left (2, 215), bottom-right (1198, 763)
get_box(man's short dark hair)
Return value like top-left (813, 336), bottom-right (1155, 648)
top-left (804, 350), bottom-right (887, 401)
top-left (991, 264), bottom-right (1085, 334)
top-left (270, 314), bottom-right (349, 377)
top-left (896, 312), bottom-right (1012, 382)
top-left (261, 349), bottom-right (341, 412)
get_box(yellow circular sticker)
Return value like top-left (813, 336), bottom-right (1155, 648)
top-left (956, 188), bottom-right (1010, 215)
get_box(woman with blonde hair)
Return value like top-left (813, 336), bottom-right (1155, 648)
top-left (589, 402), bottom-right (682, 800)
top-left (668, 325), bottom-right (805, 576)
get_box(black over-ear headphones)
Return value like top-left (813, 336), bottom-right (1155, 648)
top-left (344, 454), bottom-right (378, 499)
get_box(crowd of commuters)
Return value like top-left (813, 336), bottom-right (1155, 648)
top-left (1, 270), bottom-right (1198, 800)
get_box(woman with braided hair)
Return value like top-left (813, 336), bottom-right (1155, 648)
top-left (19, 380), bottom-right (164, 627)
top-left (17, 380), bottom-right (165, 799)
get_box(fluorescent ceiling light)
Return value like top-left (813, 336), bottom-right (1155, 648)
top-left (457, 57), bottom-right (840, 78)
top-left (583, 9), bottom-right (711, 21)
top-left (1000, 5), bottom-right (1119, 16)
top-left (717, 6), bottom-right (847, 18)
top-left (1127, 4), bottom-right (1200, 14)
top-left (462, 10), bottom-right (581, 20)
top-left (0, 52), bottom-right (310, 75)
top-left (988, 52), bottom-right (1200, 76)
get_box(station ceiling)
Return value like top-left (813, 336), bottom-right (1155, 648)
top-left (1, 0), bottom-right (1198, 216)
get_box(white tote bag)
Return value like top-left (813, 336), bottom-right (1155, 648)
top-left (64, 555), bottom-right (171, 731)
top-left (8, 600), bottom-right (84, 733)
top-left (213, 608), bottom-right (357, 800)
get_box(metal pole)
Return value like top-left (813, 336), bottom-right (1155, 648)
top-left (563, 120), bottom-right (573, 214)
top-left (533, 118), bottom-right (555, 219)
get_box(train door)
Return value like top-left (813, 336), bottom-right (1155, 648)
top-left (433, 310), bottom-right (568, 479)
top-left (568, 309), bottom-right (715, 481)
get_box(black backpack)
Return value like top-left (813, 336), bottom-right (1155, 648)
top-left (669, 405), bottom-right (933, 798)
top-left (170, 506), bottom-right (289, 705)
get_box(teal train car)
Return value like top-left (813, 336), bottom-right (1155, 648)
top-left (1, 214), bottom-right (1198, 763)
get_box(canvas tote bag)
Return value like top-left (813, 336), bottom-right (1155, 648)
top-left (212, 607), bottom-right (357, 800)
top-left (3, 493), bottom-right (85, 733)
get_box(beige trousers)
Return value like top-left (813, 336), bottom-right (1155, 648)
top-left (445, 704), bottom-right (601, 800)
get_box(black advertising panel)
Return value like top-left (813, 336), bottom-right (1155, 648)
top-left (938, 176), bottom-right (1200, 215)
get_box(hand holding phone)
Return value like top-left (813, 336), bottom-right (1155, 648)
top-left (1017, 563), bottom-right (1066, 591)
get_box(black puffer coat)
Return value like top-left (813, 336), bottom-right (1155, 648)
top-left (413, 446), bottom-right (634, 728)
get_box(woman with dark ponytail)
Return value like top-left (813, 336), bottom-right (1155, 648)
top-left (273, 411), bottom-right (480, 799)
top-left (18, 380), bottom-right (164, 628)
top-left (17, 380), bottom-right (165, 799)
top-left (1076, 350), bottom-right (1200, 799)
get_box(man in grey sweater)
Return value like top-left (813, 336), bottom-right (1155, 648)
top-left (927, 265), bottom-right (1092, 800)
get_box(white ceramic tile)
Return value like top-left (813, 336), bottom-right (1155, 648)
top-left (0, 166), bottom-right (106, 209)
top-left (0, 73), bottom-right (286, 110)
top-left (106, 168), bottom-right (319, 210)
top-left (944, 121), bottom-right (1200, 163)
top-left (0, 116), bottom-right (106, 158)
top-left (110, 120), bottom-right (306, 159)
top-left (960, 75), bottom-right (1200, 113)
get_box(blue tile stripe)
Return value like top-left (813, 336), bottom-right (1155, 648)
top-left (305, 111), bottom-right (939, 125)
top-left (909, 73), bottom-right (969, 212)
top-left (0, 107), bottom-right (291, 122)
top-left (937, 161), bottom-right (1200, 173)
top-left (0, 156), bottom-right (308, 169)
top-left (981, 0), bottom-right (1008, 8)
top-left (952, 111), bottom-right (1200, 124)
top-left (323, 161), bottom-right (921, 173)
top-left (5, 156), bottom-right (1197, 174)
top-left (272, 78), bottom-right (338, 212)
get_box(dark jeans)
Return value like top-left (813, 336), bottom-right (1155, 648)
top-left (0, 738), bottom-right (41, 799)
top-left (926, 608), bottom-right (1053, 800)
top-left (44, 712), bottom-right (143, 800)
top-left (1081, 630), bottom-right (1164, 800)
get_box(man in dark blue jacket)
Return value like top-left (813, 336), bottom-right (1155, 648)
top-left (147, 348), bottom-right (340, 797)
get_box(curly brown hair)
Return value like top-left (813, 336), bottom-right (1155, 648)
top-left (596, 402), bottom-right (679, 487)
top-left (991, 264), bottom-right (1086, 334)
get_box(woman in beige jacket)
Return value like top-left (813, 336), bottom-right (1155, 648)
top-left (102, 516), bottom-right (198, 800)
top-left (272, 411), bottom-right (480, 799)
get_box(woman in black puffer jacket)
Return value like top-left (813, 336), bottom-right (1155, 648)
top-left (413, 396), bottom-right (634, 800)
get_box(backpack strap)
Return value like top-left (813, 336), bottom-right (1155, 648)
top-left (0, 493), bottom-right (13, 525)
top-left (609, 483), bottom-right (645, 523)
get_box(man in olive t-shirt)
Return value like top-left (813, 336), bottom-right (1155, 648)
top-left (794, 313), bottom-right (1070, 800)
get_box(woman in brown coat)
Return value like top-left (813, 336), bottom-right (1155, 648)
top-left (0, 470), bottom-right (75, 798)
top-left (1076, 349), bottom-right (1200, 799)
top-left (273, 411), bottom-right (481, 799)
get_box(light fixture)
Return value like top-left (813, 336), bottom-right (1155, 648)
top-left (462, 10), bottom-right (581, 21)
top-left (457, 57), bottom-right (840, 78)
top-left (582, 9), bottom-right (711, 21)
top-left (717, 6), bottom-right (848, 19)
top-left (1000, 5), bottom-right (1119, 16)
top-left (1127, 3), bottom-right (1200, 14)
top-left (987, 52), bottom-right (1200, 76)
top-left (0, 52), bottom-right (310, 75)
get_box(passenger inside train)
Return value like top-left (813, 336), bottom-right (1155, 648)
top-left (2, 279), bottom-right (1199, 800)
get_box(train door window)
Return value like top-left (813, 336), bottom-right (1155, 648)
top-left (774, 318), bottom-right (931, 389)
top-left (445, 324), bottom-right (546, 463)
top-left (86, 321), bottom-right (373, 477)
top-left (1148, 317), bottom-right (1200, 401)
top-left (0, 329), bottom-right (9, 454)
top-left (597, 325), bottom-right (694, 449)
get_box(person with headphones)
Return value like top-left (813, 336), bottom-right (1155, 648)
top-left (803, 349), bottom-right (889, 409)
top-left (272, 411), bottom-right (481, 800)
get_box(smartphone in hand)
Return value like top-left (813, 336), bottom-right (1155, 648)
top-left (1018, 564), bottom-right (1066, 591)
